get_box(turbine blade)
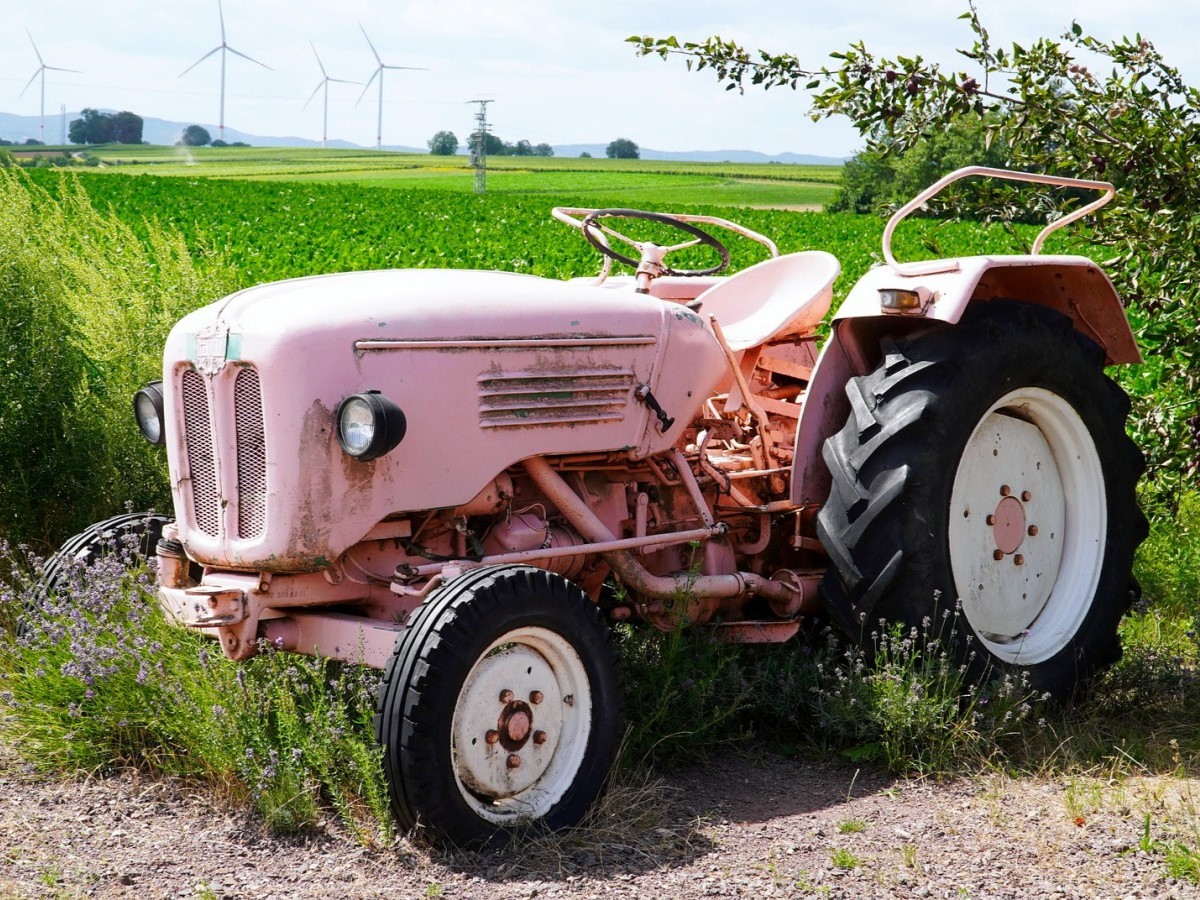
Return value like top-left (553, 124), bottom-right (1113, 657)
top-left (359, 24), bottom-right (383, 66)
top-left (226, 45), bottom-right (272, 70)
top-left (218, 0), bottom-right (227, 42)
top-left (26, 30), bottom-right (45, 66)
top-left (180, 46), bottom-right (222, 77)
top-left (43, 66), bottom-right (83, 74)
top-left (18, 68), bottom-right (41, 99)
top-left (329, 77), bottom-right (361, 85)
top-left (356, 68), bottom-right (379, 106)
top-left (302, 81), bottom-right (323, 110)
top-left (311, 41), bottom-right (328, 78)
top-left (383, 65), bottom-right (428, 71)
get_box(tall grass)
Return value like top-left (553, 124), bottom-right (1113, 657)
top-left (0, 167), bottom-right (235, 550)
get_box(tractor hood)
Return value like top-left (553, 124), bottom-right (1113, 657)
top-left (161, 268), bottom-right (726, 569)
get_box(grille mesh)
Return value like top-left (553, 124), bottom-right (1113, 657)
top-left (180, 370), bottom-right (220, 537)
top-left (234, 367), bottom-right (268, 539)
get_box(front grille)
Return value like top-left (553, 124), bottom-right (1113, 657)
top-left (234, 367), bottom-right (267, 539)
top-left (180, 369), bottom-right (220, 537)
top-left (177, 364), bottom-right (268, 541)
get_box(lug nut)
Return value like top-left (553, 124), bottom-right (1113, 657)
top-left (1014, 554), bottom-right (1025, 566)
top-left (499, 690), bottom-right (514, 704)
top-left (986, 514), bottom-right (996, 526)
top-left (485, 730), bottom-right (500, 745)
top-left (993, 549), bottom-right (1005, 561)
top-left (530, 690), bottom-right (544, 705)
top-left (1000, 485), bottom-right (1011, 497)
top-left (533, 730), bottom-right (548, 745)
top-left (1021, 491), bottom-right (1032, 502)
top-left (1028, 525), bottom-right (1039, 537)
top-left (506, 754), bottom-right (521, 769)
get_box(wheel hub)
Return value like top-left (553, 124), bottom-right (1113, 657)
top-left (992, 495), bottom-right (1027, 555)
top-left (498, 700), bottom-right (533, 750)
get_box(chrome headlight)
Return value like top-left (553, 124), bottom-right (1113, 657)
top-left (336, 391), bottom-right (407, 461)
top-left (133, 381), bottom-right (166, 445)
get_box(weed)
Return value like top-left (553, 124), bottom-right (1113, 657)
top-left (1165, 844), bottom-right (1200, 883)
top-left (900, 844), bottom-right (918, 868)
top-left (615, 623), bottom-right (749, 767)
top-left (829, 847), bottom-right (861, 869)
top-left (837, 818), bottom-right (867, 834)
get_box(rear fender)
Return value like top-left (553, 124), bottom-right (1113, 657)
top-left (790, 255), bottom-right (1139, 508)
top-left (835, 255), bottom-right (1140, 365)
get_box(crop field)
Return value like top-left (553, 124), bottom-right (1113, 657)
top-left (28, 168), bottom-right (1057, 294)
top-left (79, 145), bottom-right (839, 209)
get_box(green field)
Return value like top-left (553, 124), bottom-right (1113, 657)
top-left (77, 145), bottom-right (839, 209)
top-left (27, 169), bottom-right (1060, 295)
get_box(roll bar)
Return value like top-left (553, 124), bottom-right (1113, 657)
top-left (882, 166), bottom-right (1116, 276)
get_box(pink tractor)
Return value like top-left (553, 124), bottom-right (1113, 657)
top-left (73, 166), bottom-right (1143, 844)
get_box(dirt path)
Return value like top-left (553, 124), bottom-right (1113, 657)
top-left (1, 748), bottom-right (1194, 899)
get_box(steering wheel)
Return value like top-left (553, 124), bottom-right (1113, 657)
top-left (580, 209), bottom-right (731, 277)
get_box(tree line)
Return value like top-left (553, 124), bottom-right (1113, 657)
top-left (427, 132), bottom-right (641, 160)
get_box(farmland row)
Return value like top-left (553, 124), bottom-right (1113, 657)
top-left (88, 145), bottom-right (844, 183)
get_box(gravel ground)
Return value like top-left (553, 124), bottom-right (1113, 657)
top-left (1, 748), bottom-right (1196, 899)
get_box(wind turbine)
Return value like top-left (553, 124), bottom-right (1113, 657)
top-left (180, 0), bottom-right (271, 144)
top-left (20, 32), bottom-right (80, 145)
top-left (304, 43), bottom-right (359, 149)
top-left (357, 25), bottom-right (427, 150)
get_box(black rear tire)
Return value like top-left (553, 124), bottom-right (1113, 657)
top-left (374, 565), bottom-right (622, 847)
top-left (816, 302), bottom-right (1147, 699)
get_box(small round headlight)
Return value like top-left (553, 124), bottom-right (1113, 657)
top-left (336, 391), bottom-right (407, 461)
top-left (133, 381), bottom-right (166, 445)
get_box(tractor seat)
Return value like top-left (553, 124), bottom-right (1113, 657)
top-left (696, 251), bottom-right (840, 351)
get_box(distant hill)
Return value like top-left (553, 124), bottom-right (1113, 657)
top-left (1, 110), bottom-right (842, 164)
top-left (0, 111), bottom-right (424, 153)
top-left (552, 144), bottom-right (845, 166)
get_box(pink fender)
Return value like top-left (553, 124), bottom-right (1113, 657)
top-left (835, 255), bottom-right (1140, 365)
top-left (790, 254), bottom-right (1140, 509)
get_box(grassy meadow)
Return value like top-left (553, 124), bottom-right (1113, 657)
top-left (1, 152), bottom-right (1198, 874)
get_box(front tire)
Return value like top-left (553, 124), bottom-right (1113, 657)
top-left (374, 565), bottom-right (622, 846)
top-left (816, 302), bottom-right (1147, 699)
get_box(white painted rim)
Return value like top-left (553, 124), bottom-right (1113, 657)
top-left (948, 387), bottom-right (1106, 665)
top-left (451, 626), bottom-right (593, 826)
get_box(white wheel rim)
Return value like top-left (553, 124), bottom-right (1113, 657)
top-left (451, 626), bottom-right (593, 825)
top-left (948, 387), bottom-right (1106, 664)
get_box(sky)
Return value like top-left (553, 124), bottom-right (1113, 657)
top-left (2, 0), bottom-right (1197, 155)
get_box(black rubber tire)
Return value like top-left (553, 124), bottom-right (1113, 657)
top-left (815, 302), bottom-right (1147, 699)
top-left (20, 512), bottom-right (175, 638)
top-left (374, 565), bottom-right (623, 847)
top-left (39, 512), bottom-right (173, 595)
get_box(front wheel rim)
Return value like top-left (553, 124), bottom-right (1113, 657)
top-left (948, 387), bottom-right (1106, 665)
top-left (451, 626), bottom-right (593, 826)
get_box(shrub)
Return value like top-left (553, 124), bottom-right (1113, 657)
top-left (0, 168), bottom-right (235, 550)
top-left (0, 535), bottom-right (391, 840)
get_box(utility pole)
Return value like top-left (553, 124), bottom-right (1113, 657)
top-left (468, 99), bottom-right (493, 195)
